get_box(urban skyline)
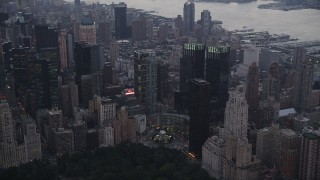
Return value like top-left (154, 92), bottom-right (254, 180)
top-left (0, 0), bottom-right (320, 179)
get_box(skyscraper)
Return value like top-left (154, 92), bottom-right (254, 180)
top-left (114, 3), bottom-right (127, 39)
top-left (206, 46), bottom-right (230, 122)
top-left (224, 85), bottom-right (248, 140)
top-left (134, 50), bottom-right (157, 115)
top-left (200, 10), bottom-right (211, 39)
top-left (189, 78), bottom-right (209, 159)
top-left (293, 47), bottom-right (313, 112)
top-left (180, 44), bottom-right (205, 94)
top-left (79, 13), bottom-right (96, 45)
top-left (183, 2), bottom-right (195, 35)
top-left (299, 127), bottom-right (320, 180)
top-left (246, 62), bottom-right (259, 111)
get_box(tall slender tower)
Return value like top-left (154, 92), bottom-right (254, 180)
top-left (246, 62), bottom-right (259, 111)
top-left (183, 2), bottom-right (195, 35)
top-left (201, 10), bottom-right (211, 39)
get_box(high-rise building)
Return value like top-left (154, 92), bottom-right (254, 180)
top-left (114, 3), bottom-right (127, 39)
top-left (206, 46), bottom-right (230, 122)
top-left (158, 23), bottom-right (168, 42)
top-left (189, 79), bottom-right (209, 159)
top-left (146, 17), bottom-right (154, 40)
top-left (98, 21), bottom-right (111, 46)
top-left (180, 44), bottom-right (205, 93)
top-left (293, 47), bottom-right (313, 112)
top-left (299, 127), bottom-right (320, 180)
top-left (113, 106), bottom-right (136, 145)
top-left (263, 62), bottom-right (281, 101)
top-left (246, 62), bottom-right (259, 111)
top-left (22, 115), bottom-right (42, 162)
top-left (110, 41), bottom-right (119, 68)
top-left (34, 25), bottom-right (58, 53)
top-left (174, 15), bottom-right (183, 37)
top-left (134, 50), bottom-right (157, 115)
top-left (200, 10), bottom-right (211, 39)
top-left (51, 128), bottom-right (74, 155)
top-left (71, 121), bottom-right (87, 152)
top-left (224, 85), bottom-right (248, 140)
top-left (134, 114), bottom-right (146, 134)
top-left (59, 30), bottom-right (68, 71)
top-left (98, 126), bottom-right (114, 147)
top-left (61, 81), bottom-right (79, 117)
top-left (79, 14), bottom-right (96, 45)
top-left (202, 136), bottom-right (225, 179)
top-left (183, 2), bottom-right (195, 35)
top-left (157, 61), bottom-right (169, 103)
top-left (0, 97), bottom-right (26, 168)
top-left (132, 19), bottom-right (145, 42)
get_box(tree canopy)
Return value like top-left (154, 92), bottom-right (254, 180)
top-left (0, 143), bottom-right (214, 180)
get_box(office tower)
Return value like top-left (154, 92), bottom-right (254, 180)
top-left (98, 126), bottom-right (114, 147)
top-left (206, 46), bottom-right (230, 122)
top-left (202, 136), bottom-right (225, 179)
top-left (67, 32), bottom-right (74, 67)
top-left (48, 107), bottom-right (63, 129)
top-left (114, 3), bottom-right (127, 39)
top-left (51, 128), bottom-right (74, 155)
top-left (257, 96), bottom-right (280, 128)
top-left (299, 127), bottom-right (320, 180)
top-left (61, 81), bottom-right (79, 117)
top-left (113, 106), bottom-right (136, 145)
top-left (87, 129), bottom-right (99, 150)
top-left (134, 50), bottom-right (157, 115)
top-left (98, 21), bottom-right (111, 46)
top-left (0, 33), bottom-right (5, 92)
top-left (157, 61), bottom-right (169, 103)
top-left (224, 85), bottom-right (248, 140)
top-left (21, 115), bottom-right (42, 162)
top-left (132, 19), bottom-right (145, 42)
top-left (110, 41), bottom-right (119, 68)
top-left (79, 14), bottom-right (96, 45)
top-left (73, 21), bottom-right (80, 42)
top-left (180, 44), bottom-right (205, 93)
top-left (174, 15), bottom-right (183, 37)
top-left (259, 48), bottom-right (281, 74)
top-left (246, 62), bottom-right (259, 111)
top-left (293, 47), bottom-right (313, 112)
top-left (34, 25), bottom-right (58, 53)
top-left (99, 97), bottom-right (116, 127)
top-left (71, 121), bottom-right (87, 152)
top-left (201, 10), bottom-right (211, 39)
top-left (59, 29), bottom-right (68, 70)
top-left (158, 23), bottom-right (168, 42)
top-left (256, 124), bottom-right (300, 177)
top-left (183, 2), bottom-right (195, 35)
top-left (263, 62), bottom-right (281, 101)
top-left (114, 89), bottom-right (144, 117)
top-left (189, 79), bottom-right (209, 159)
top-left (80, 73), bottom-right (102, 107)
top-left (146, 17), bottom-right (153, 40)
top-left (0, 97), bottom-right (26, 168)
top-left (102, 62), bottom-right (117, 85)
top-left (277, 129), bottom-right (300, 178)
top-left (40, 48), bottom-right (61, 108)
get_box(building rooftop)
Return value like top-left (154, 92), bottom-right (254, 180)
top-left (81, 15), bottom-right (94, 25)
top-left (279, 108), bottom-right (296, 118)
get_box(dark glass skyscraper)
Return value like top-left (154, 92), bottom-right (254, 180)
top-left (189, 78), bottom-right (209, 159)
top-left (183, 2), bottom-right (195, 35)
top-left (114, 3), bottom-right (127, 39)
top-left (206, 46), bottom-right (230, 123)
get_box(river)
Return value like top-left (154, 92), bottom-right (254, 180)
top-left (70, 0), bottom-right (320, 41)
